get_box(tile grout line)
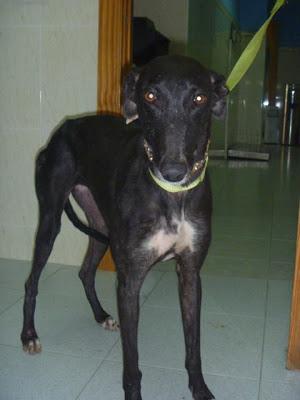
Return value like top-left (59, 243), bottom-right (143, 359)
top-left (257, 177), bottom-right (276, 400)
top-left (74, 357), bottom-right (107, 400)
top-left (257, 280), bottom-right (270, 400)
top-left (0, 342), bottom-right (113, 362)
top-left (140, 270), bottom-right (169, 308)
top-left (41, 264), bottom-right (67, 282)
top-left (0, 295), bottom-right (24, 317)
top-left (74, 334), bottom-right (122, 400)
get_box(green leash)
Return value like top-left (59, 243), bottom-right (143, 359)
top-left (226, 0), bottom-right (285, 91)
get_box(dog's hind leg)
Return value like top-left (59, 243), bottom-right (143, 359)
top-left (72, 185), bottom-right (118, 331)
top-left (21, 208), bottom-right (63, 354)
top-left (21, 147), bottom-right (75, 354)
top-left (79, 239), bottom-right (119, 330)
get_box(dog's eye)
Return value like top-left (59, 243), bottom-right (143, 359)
top-left (144, 91), bottom-right (156, 103)
top-left (193, 94), bottom-right (207, 105)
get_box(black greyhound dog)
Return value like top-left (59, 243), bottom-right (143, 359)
top-left (21, 55), bottom-right (228, 400)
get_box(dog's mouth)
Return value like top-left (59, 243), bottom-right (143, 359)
top-left (144, 140), bottom-right (209, 186)
top-left (144, 141), bottom-right (154, 162)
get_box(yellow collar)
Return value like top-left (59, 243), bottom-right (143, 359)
top-left (148, 156), bottom-right (208, 193)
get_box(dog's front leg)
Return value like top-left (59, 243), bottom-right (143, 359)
top-left (117, 267), bottom-right (147, 400)
top-left (177, 252), bottom-right (214, 400)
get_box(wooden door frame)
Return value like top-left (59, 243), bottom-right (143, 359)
top-left (97, 0), bottom-right (132, 115)
top-left (287, 205), bottom-right (300, 370)
top-left (97, 0), bottom-right (132, 270)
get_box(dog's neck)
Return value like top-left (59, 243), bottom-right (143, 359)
top-left (148, 155), bottom-right (208, 193)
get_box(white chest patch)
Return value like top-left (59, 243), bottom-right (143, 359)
top-left (145, 214), bottom-right (196, 258)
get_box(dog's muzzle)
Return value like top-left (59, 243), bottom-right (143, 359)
top-left (159, 161), bottom-right (188, 183)
top-left (144, 139), bottom-right (209, 178)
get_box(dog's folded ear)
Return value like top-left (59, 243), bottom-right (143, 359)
top-left (210, 71), bottom-right (229, 119)
top-left (122, 67), bottom-right (141, 124)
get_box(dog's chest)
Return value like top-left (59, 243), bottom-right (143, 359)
top-left (144, 213), bottom-right (196, 258)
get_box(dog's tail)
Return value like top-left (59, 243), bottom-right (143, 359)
top-left (64, 199), bottom-right (109, 245)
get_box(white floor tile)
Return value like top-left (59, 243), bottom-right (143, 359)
top-left (0, 344), bottom-right (100, 400)
top-left (0, 287), bottom-right (23, 314)
top-left (262, 318), bottom-right (300, 384)
top-left (203, 313), bottom-right (264, 380)
top-left (202, 255), bottom-right (269, 279)
top-left (259, 380), bottom-right (300, 400)
top-left (267, 280), bottom-right (292, 318)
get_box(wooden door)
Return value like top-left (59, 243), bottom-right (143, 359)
top-left (97, 0), bottom-right (132, 270)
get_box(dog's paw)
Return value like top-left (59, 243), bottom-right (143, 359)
top-left (194, 390), bottom-right (215, 400)
top-left (190, 380), bottom-right (215, 400)
top-left (101, 316), bottom-right (119, 331)
top-left (22, 338), bottom-right (42, 355)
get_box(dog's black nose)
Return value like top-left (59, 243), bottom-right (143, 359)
top-left (161, 162), bottom-right (187, 182)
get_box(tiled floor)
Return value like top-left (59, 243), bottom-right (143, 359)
top-left (0, 146), bottom-right (300, 400)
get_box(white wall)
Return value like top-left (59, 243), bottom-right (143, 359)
top-left (134, 0), bottom-right (189, 55)
top-left (0, 0), bottom-right (99, 265)
top-left (231, 34), bottom-right (266, 146)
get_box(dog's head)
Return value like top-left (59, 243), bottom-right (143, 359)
top-left (123, 55), bottom-right (228, 186)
